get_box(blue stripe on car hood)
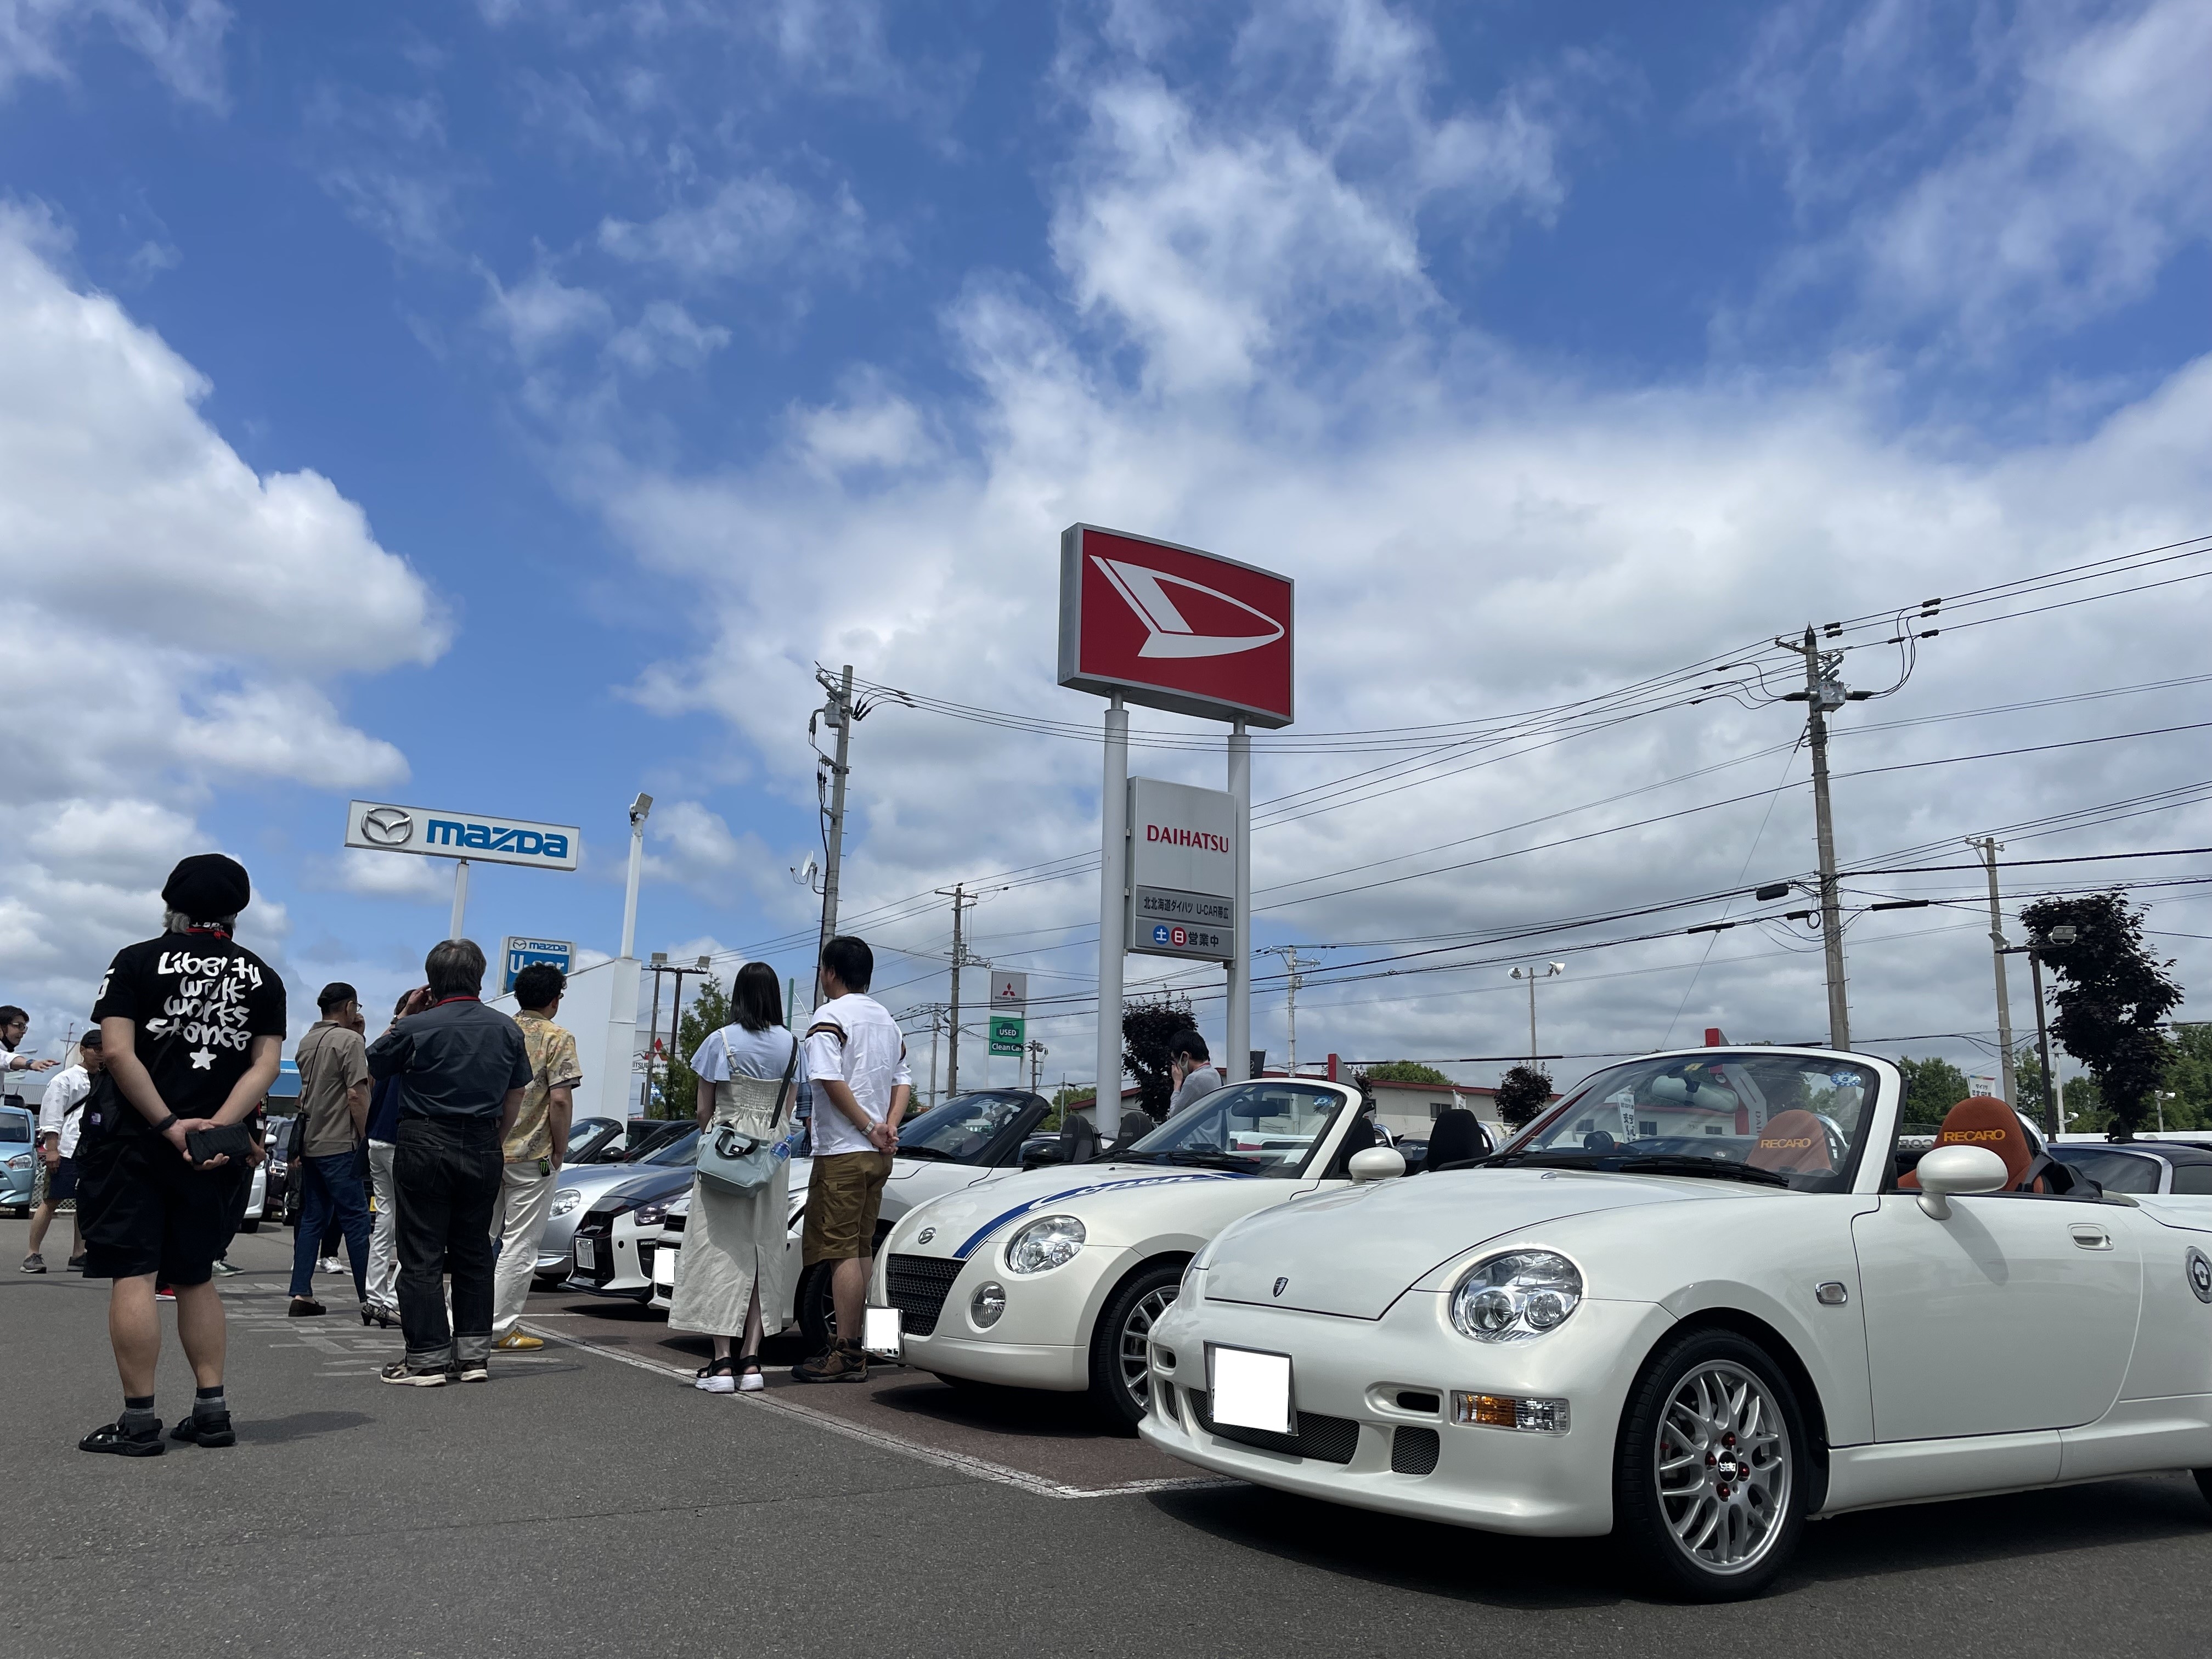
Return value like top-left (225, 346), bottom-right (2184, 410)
top-left (955, 1171), bottom-right (1245, 1259)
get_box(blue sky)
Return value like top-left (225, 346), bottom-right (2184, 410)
top-left (3, 1), bottom-right (2209, 1092)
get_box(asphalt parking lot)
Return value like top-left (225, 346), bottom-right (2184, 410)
top-left (7, 1216), bottom-right (2212, 1659)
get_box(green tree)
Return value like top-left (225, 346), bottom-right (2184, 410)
top-left (1121, 999), bottom-right (1197, 1120)
top-left (2012, 1045), bottom-right (2051, 1124)
top-left (655, 976), bottom-right (733, 1120)
top-left (1494, 1064), bottom-right (1554, 1129)
top-left (1042, 1084), bottom-right (1097, 1132)
top-left (1895, 1055), bottom-right (1971, 1129)
top-left (1362, 1060), bottom-right (1453, 1085)
top-left (2160, 1023), bottom-right (2212, 1131)
top-left (2020, 893), bottom-right (2181, 1141)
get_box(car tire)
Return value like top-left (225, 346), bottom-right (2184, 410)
top-left (1613, 1326), bottom-right (1808, 1602)
top-left (1087, 1260), bottom-right (1184, 1435)
top-left (796, 1260), bottom-right (838, 1347)
top-left (2194, 1468), bottom-right (2212, 1511)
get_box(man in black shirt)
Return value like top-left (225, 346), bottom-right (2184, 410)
top-left (367, 938), bottom-right (532, 1385)
top-left (76, 854), bottom-right (286, 1456)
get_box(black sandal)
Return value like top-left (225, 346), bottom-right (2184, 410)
top-left (694, 1355), bottom-right (737, 1393)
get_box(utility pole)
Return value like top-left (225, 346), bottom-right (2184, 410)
top-left (813, 664), bottom-right (855, 1012)
top-left (1973, 837), bottom-right (2018, 1107)
top-left (1265, 947), bottom-right (1318, 1074)
top-left (1028, 1037), bottom-right (1047, 1094)
top-left (1510, 963), bottom-right (1564, 1061)
top-left (1778, 626), bottom-right (1858, 1049)
top-left (1999, 920), bottom-right (2074, 1137)
top-left (938, 883), bottom-right (981, 1093)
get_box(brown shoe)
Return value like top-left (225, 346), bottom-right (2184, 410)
top-left (288, 1297), bottom-right (326, 1317)
top-left (792, 1338), bottom-right (868, 1384)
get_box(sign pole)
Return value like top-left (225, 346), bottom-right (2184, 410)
top-left (1096, 694), bottom-right (1128, 1133)
top-left (449, 858), bottom-right (470, 941)
top-left (1226, 718), bottom-right (1250, 1082)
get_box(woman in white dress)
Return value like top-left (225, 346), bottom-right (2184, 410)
top-left (670, 963), bottom-right (799, 1393)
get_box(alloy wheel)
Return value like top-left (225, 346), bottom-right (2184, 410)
top-left (1118, 1285), bottom-right (1178, 1411)
top-left (1654, 1359), bottom-right (1791, 1575)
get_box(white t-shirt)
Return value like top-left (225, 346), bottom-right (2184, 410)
top-left (802, 994), bottom-right (912, 1158)
top-left (690, 1024), bottom-right (799, 1086)
top-left (38, 1065), bottom-right (93, 1159)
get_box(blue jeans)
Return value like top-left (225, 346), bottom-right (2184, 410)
top-left (289, 1149), bottom-right (370, 1299)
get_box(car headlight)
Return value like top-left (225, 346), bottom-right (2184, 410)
top-left (5, 1154), bottom-right (30, 1171)
top-left (971, 1282), bottom-right (1007, 1328)
top-left (633, 1200), bottom-right (670, 1227)
top-left (551, 1188), bottom-right (582, 1218)
top-left (1006, 1214), bottom-right (1085, 1275)
top-left (1449, 1250), bottom-right (1583, 1343)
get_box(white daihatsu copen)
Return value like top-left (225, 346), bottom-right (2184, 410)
top-left (1139, 1046), bottom-right (2212, 1600)
top-left (869, 1076), bottom-right (1374, 1427)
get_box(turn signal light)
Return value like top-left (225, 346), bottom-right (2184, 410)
top-left (1452, 1391), bottom-right (1571, 1434)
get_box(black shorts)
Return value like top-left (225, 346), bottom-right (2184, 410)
top-left (77, 1135), bottom-right (233, 1287)
top-left (46, 1156), bottom-right (78, 1203)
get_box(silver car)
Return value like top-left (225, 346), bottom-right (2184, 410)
top-left (538, 1126), bottom-right (700, 1283)
top-left (2, 1104), bottom-right (35, 1216)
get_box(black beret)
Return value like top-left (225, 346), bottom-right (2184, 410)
top-left (162, 853), bottom-right (251, 921)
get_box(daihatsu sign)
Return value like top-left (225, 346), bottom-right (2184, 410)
top-left (1058, 523), bottom-right (1293, 1105)
top-left (1057, 524), bottom-right (1294, 728)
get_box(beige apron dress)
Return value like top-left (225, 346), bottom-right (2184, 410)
top-left (667, 1031), bottom-right (797, 1339)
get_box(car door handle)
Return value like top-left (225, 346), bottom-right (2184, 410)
top-left (2069, 1224), bottom-right (2113, 1250)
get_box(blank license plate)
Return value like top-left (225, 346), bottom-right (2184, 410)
top-left (573, 1238), bottom-right (595, 1270)
top-left (1211, 1345), bottom-right (1293, 1434)
top-left (862, 1306), bottom-right (902, 1357)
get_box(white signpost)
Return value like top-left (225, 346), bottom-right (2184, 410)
top-left (345, 799), bottom-right (582, 939)
top-left (1126, 777), bottom-right (1235, 962)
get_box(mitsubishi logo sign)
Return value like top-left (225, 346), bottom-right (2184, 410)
top-left (1058, 524), bottom-right (1294, 726)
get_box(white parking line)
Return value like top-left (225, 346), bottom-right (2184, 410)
top-left (518, 1323), bottom-right (1232, 1503)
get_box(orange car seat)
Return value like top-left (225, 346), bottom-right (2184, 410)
top-left (1897, 1096), bottom-right (2033, 1190)
top-left (1747, 1109), bottom-right (1834, 1176)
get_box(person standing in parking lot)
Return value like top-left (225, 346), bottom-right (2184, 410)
top-left (489, 963), bottom-right (582, 1352)
top-left (360, 993), bottom-right (409, 1327)
top-left (23, 1029), bottom-right (101, 1273)
top-left (793, 935), bottom-right (910, 1385)
top-left (670, 962), bottom-right (799, 1392)
top-left (1166, 1030), bottom-right (1221, 1115)
top-left (287, 984), bottom-right (373, 1318)
top-left (75, 854), bottom-right (286, 1456)
top-left (367, 940), bottom-right (532, 1386)
top-left (0, 1005), bottom-right (60, 1084)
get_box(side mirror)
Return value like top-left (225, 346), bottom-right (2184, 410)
top-left (1348, 1147), bottom-right (1407, 1184)
top-left (1914, 1144), bottom-right (2009, 1219)
top-left (1022, 1146), bottom-right (1066, 1171)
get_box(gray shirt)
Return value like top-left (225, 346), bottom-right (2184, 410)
top-left (1169, 1064), bottom-right (1221, 1115)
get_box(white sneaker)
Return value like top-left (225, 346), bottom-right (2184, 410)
top-left (695, 1372), bottom-right (736, 1394)
top-left (738, 1370), bottom-right (766, 1393)
top-left (316, 1257), bottom-right (343, 1275)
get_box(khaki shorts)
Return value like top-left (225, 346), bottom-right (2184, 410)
top-left (802, 1150), bottom-right (892, 1266)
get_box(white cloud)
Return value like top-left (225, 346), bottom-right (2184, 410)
top-left (0, 0), bottom-right (230, 108)
top-left (639, 799), bottom-right (788, 905)
top-left (1739, 0), bottom-right (2212, 345)
top-left (481, 262), bottom-right (614, 360)
top-left (597, 173), bottom-right (873, 285)
top-left (605, 298), bottom-right (730, 374)
top-left (0, 208), bottom-right (441, 1034)
top-left (320, 849), bottom-right (452, 903)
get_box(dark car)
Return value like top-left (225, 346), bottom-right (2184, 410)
top-left (566, 1116), bottom-right (627, 1164)
top-left (262, 1114), bottom-right (298, 1224)
top-left (2050, 1138), bottom-right (2212, 1195)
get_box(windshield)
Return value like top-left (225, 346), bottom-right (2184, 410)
top-left (1506, 1052), bottom-right (1882, 1193)
top-left (2051, 1146), bottom-right (2162, 1194)
top-left (0, 1114), bottom-right (29, 1142)
top-left (1124, 1081), bottom-right (1347, 1178)
top-left (640, 1127), bottom-right (700, 1166)
top-left (896, 1092), bottom-right (1034, 1162)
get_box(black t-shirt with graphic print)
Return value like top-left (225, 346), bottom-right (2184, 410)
top-left (89, 932), bottom-right (288, 1135)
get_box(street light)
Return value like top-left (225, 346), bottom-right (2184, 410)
top-left (1509, 962), bottom-right (1564, 1062)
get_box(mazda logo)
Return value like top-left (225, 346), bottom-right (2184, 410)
top-left (360, 806), bottom-right (413, 846)
top-left (917, 1228), bottom-right (936, 1246)
top-left (1272, 1276), bottom-right (1288, 1298)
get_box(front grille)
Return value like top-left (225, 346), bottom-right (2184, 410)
top-left (1391, 1426), bottom-right (1441, 1476)
top-left (1190, 1392), bottom-right (1360, 1465)
top-left (885, 1254), bottom-right (963, 1337)
top-left (664, 1211), bottom-right (686, 1235)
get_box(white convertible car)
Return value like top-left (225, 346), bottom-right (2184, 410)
top-left (648, 1090), bottom-right (1055, 1340)
top-left (870, 1076), bottom-right (1376, 1427)
top-left (1138, 1046), bottom-right (2212, 1600)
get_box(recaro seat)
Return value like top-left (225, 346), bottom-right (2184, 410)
top-left (1897, 1096), bottom-right (2033, 1190)
top-left (1747, 1109), bottom-right (1833, 1176)
top-left (1419, 1107), bottom-right (1490, 1172)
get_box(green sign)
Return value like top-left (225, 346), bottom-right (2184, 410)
top-left (989, 1014), bottom-right (1025, 1056)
